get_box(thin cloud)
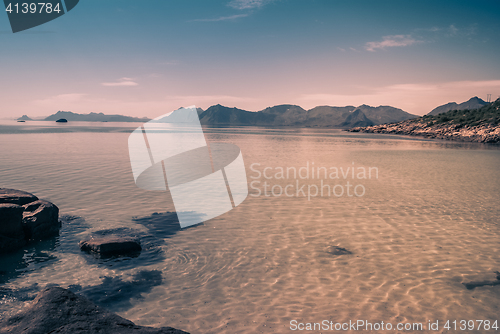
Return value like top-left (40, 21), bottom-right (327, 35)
top-left (228, 0), bottom-right (273, 10)
top-left (101, 78), bottom-right (138, 87)
top-left (191, 14), bottom-right (249, 22)
top-left (34, 93), bottom-right (87, 105)
top-left (365, 35), bottom-right (419, 52)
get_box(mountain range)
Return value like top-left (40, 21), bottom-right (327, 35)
top-left (427, 96), bottom-right (488, 116)
top-left (21, 97), bottom-right (491, 127)
top-left (198, 104), bottom-right (417, 127)
top-left (42, 111), bottom-right (151, 123)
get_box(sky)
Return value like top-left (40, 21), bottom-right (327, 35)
top-left (1, 0), bottom-right (500, 118)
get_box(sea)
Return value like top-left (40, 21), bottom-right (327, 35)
top-left (0, 120), bottom-right (499, 333)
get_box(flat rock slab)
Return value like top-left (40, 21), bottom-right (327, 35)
top-left (80, 236), bottom-right (142, 256)
top-left (0, 287), bottom-right (189, 334)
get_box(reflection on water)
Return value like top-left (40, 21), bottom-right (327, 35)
top-left (0, 122), bottom-right (499, 333)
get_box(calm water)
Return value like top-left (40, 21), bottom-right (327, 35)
top-left (0, 120), bottom-right (499, 333)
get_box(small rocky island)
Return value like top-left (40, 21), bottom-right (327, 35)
top-left (348, 98), bottom-right (500, 143)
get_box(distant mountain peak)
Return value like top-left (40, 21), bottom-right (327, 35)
top-left (17, 115), bottom-right (32, 121)
top-left (427, 96), bottom-right (488, 116)
top-left (468, 96), bottom-right (485, 103)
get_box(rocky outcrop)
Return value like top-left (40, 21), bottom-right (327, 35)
top-left (348, 121), bottom-right (500, 143)
top-left (0, 189), bottom-right (60, 254)
top-left (80, 236), bottom-right (142, 256)
top-left (348, 98), bottom-right (500, 143)
top-left (0, 287), bottom-right (189, 334)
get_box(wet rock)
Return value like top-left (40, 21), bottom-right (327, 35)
top-left (0, 204), bottom-right (26, 252)
top-left (0, 189), bottom-right (60, 254)
top-left (0, 287), bottom-right (189, 334)
top-left (326, 245), bottom-right (352, 256)
top-left (80, 236), bottom-right (142, 256)
top-left (463, 280), bottom-right (500, 290)
top-left (463, 271), bottom-right (500, 290)
top-left (22, 200), bottom-right (61, 241)
top-left (0, 188), bottom-right (38, 206)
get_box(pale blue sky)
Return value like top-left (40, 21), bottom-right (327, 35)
top-left (1, 0), bottom-right (499, 117)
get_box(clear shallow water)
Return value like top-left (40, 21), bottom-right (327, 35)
top-left (0, 121), bottom-right (499, 333)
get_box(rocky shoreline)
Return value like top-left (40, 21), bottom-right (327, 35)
top-left (348, 121), bottom-right (500, 143)
top-left (347, 98), bottom-right (500, 143)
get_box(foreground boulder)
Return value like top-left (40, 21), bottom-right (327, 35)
top-left (0, 188), bottom-right (60, 254)
top-left (22, 200), bottom-right (60, 241)
top-left (80, 236), bottom-right (142, 256)
top-left (0, 204), bottom-right (26, 252)
top-left (0, 287), bottom-right (189, 334)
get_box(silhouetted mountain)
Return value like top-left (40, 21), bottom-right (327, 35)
top-left (44, 111), bottom-right (150, 122)
top-left (427, 96), bottom-right (488, 116)
top-left (341, 109), bottom-right (375, 127)
top-left (199, 104), bottom-right (417, 127)
top-left (305, 106), bottom-right (356, 126)
top-left (199, 105), bottom-right (267, 125)
top-left (17, 115), bottom-right (32, 121)
top-left (356, 105), bottom-right (416, 124)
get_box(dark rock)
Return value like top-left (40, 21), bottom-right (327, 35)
top-left (22, 200), bottom-right (61, 241)
top-left (0, 190), bottom-right (60, 254)
top-left (0, 188), bottom-right (38, 206)
top-left (0, 204), bottom-right (24, 237)
top-left (56, 118), bottom-right (68, 123)
top-left (0, 204), bottom-right (27, 253)
top-left (326, 245), bottom-right (352, 256)
top-left (463, 271), bottom-right (500, 290)
top-left (80, 236), bottom-right (142, 256)
top-left (463, 280), bottom-right (500, 290)
top-left (0, 287), bottom-right (189, 334)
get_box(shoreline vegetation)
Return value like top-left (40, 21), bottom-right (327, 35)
top-left (347, 98), bottom-right (500, 144)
